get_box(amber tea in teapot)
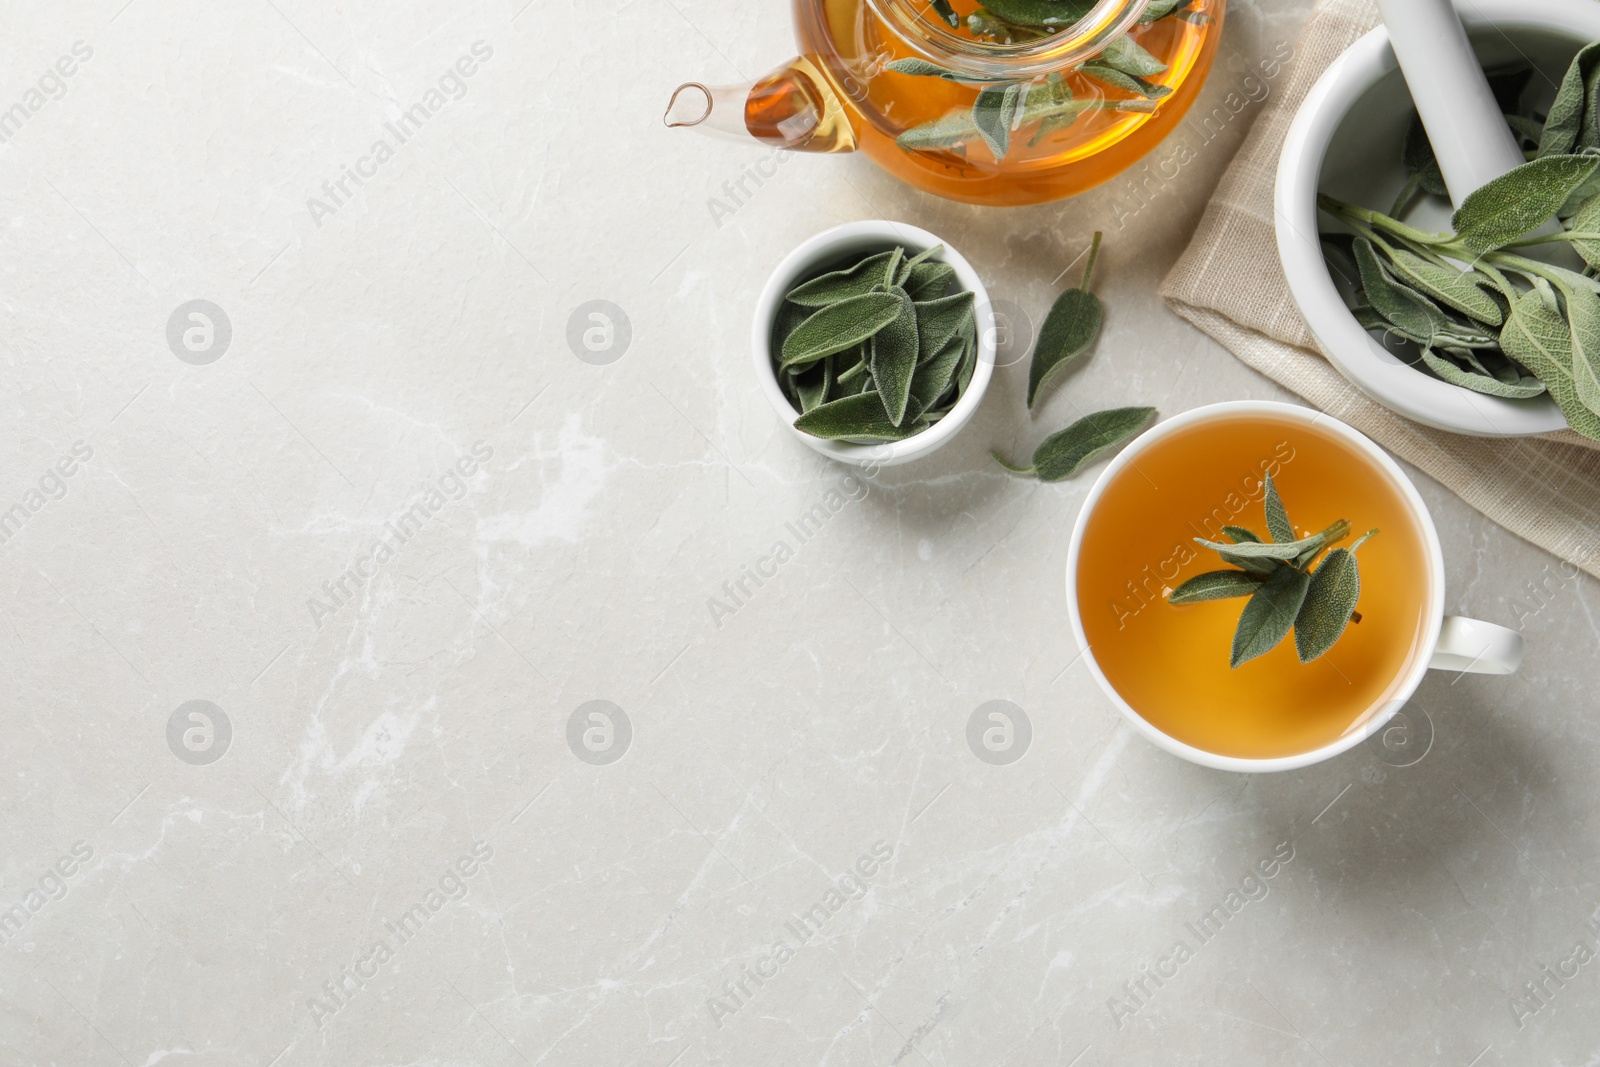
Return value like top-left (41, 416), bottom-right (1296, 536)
top-left (667, 0), bottom-right (1225, 206)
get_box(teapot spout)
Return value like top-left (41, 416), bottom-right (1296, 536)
top-left (665, 58), bottom-right (857, 154)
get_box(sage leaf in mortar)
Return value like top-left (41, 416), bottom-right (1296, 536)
top-left (992, 406), bottom-right (1157, 482)
top-left (1353, 238), bottom-right (1447, 341)
top-left (1564, 282), bottom-right (1600, 416)
top-left (1230, 565), bottom-right (1312, 669)
top-left (1501, 289), bottom-right (1600, 439)
top-left (870, 288), bottom-right (921, 426)
top-left (1418, 346), bottom-right (1546, 398)
top-left (1569, 192), bottom-right (1600, 269)
top-left (1537, 41), bottom-right (1600, 157)
top-left (1028, 231), bottom-right (1105, 408)
top-left (1384, 247), bottom-right (1503, 325)
top-left (1166, 569), bottom-right (1266, 604)
top-left (781, 291), bottom-right (904, 368)
top-left (787, 251), bottom-right (898, 307)
top-left (1450, 155), bottom-right (1600, 252)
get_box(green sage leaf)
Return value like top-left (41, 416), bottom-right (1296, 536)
top-left (1419, 346), bottom-right (1546, 398)
top-left (781, 291), bottom-right (904, 368)
top-left (910, 335), bottom-right (966, 412)
top-left (1353, 238), bottom-right (1446, 341)
top-left (1563, 283), bottom-right (1600, 415)
top-left (1222, 526), bottom-right (1263, 543)
top-left (1262, 472), bottom-right (1295, 544)
top-left (1031, 406), bottom-right (1156, 482)
top-left (1028, 288), bottom-right (1103, 407)
top-left (869, 288), bottom-right (919, 426)
top-left (973, 82), bottom-right (1023, 159)
top-left (1450, 155), bottom-right (1600, 253)
top-left (793, 359), bottom-right (829, 412)
top-left (787, 252), bottom-right (898, 307)
top-left (905, 261), bottom-right (957, 301)
top-left (1500, 290), bottom-right (1600, 440)
top-left (1384, 247), bottom-right (1503, 325)
top-left (1537, 42), bottom-right (1600, 157)
top-left (1196, 520), bottom-right (1347, 562)
top-left (916, 291), bottom-right (977, 361)
top-left (1401, 114), bottom-right (1448, 199)
top-left (1169, 569), bottom-right (1265, 605)
top-left (1139, 0), bottom-right (1188, 21)
top-left (773, 299), bottom-right (810, 353)
top-left (1571, 193), bottom-right (1600, 269)
top-left (978, 0), bottom-right (1094, 27)
top-left (896, 244), bottom-right (943, 286)
top-left (1292, 547), bottom-right (1362, 663)
top-left (1079, 60), bottom-right (1171, 99)
top-left (794, 391), bottom-right (918, 441)
top-left (1099, 35), bottom-right (1167, 77)
top-left (1230, 564), bottom-right (1312, 669)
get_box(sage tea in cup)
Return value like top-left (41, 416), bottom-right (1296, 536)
top-left (1074, 411), bottom-right (1432, 759)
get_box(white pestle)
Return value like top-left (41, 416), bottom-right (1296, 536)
top-left (1376, 0), bottom-right (1526, 208)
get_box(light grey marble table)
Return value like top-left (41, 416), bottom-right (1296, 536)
top-left (4, 1), bottom-right (1598, 1064)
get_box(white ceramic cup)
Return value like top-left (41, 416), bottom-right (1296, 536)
top-left (1065, 401), bottom-right (1524, 773)
top-left (752, 220), bottom-right (995, 467)
top-left (1274, 0), bottom-right (1600, 437)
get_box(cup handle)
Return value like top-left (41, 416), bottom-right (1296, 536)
top-left (1428, 616), bottom-right (1524, 675)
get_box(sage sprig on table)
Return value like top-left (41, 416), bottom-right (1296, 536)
top-left (994, 232), bottom-right (1156, 480)
top-left (886, 0), bottom-right (1206, 159)
top-left (776, 244), bottom-right (979, 442)
top-left (1028, 231), bottom-right (1103, 408)
top-left (1320, 44), bottom-right (1600, 441)
top-left (992, 406), bottom-right (1156, 481)
top-left (1169, 474), bottom-right (1378, 668)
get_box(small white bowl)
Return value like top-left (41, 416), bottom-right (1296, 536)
top-left (752, 220), bottom-right (995, 467)
top-left (1274, 1), bottom-right (1600, 437)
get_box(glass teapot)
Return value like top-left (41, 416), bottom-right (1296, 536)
top-left (666, 0), bottom-right (1224, 206)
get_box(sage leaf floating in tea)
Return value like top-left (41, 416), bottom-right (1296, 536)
top-left (1229, 565), bottom-right (1312, 669)
top-left (1028, 231), bottom-right (1105, 408)
top-left (1262, 471), bottom-right (1295, 544)
top-left (992, 406), bottom-right (1156, 482)
top-left (1166, 569), bottom-right (1265, 604)
top-left (1169, 474), bottom-right (1379, 667)
top-left (776, 244), bottom-right (979, 443)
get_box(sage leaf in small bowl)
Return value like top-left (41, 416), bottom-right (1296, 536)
top-left (773, 242), bottom-right (982, 445)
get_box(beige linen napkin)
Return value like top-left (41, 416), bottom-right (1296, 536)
top-left (1161, 0), bottom-right (1600, 576)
